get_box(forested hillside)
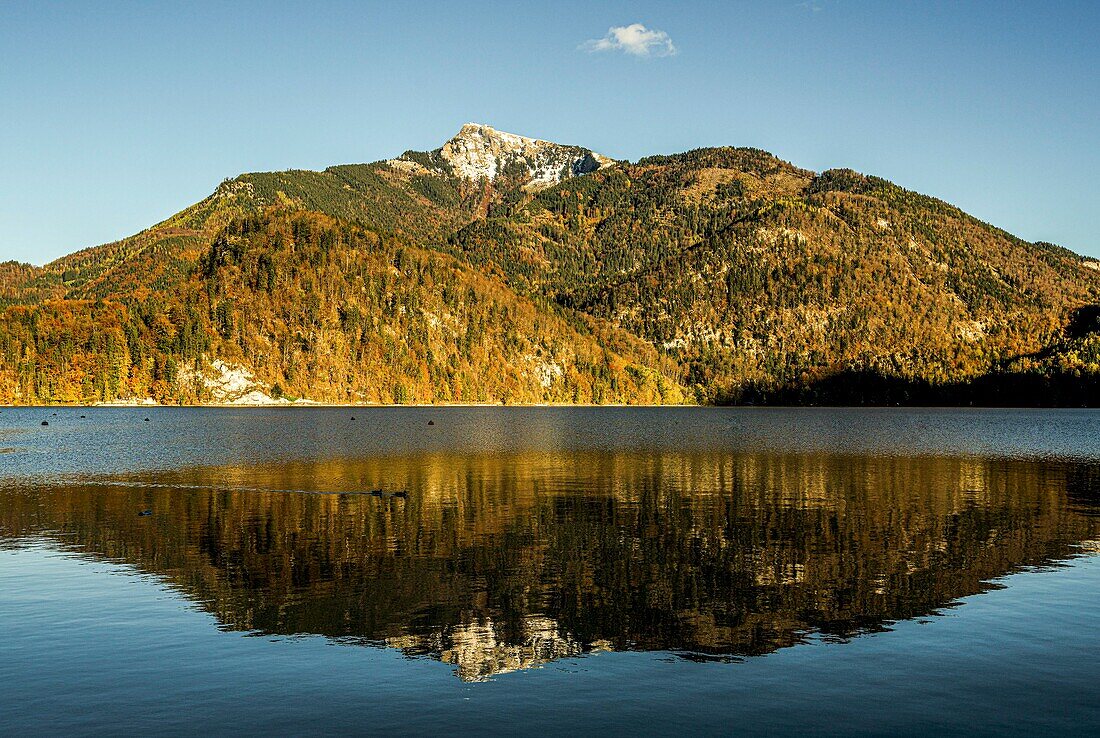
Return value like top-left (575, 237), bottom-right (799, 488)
top-left (450, 147), bottom-right (1100, 402)
top-left (2, 124), bottom-right (1098, 405)
top-left (0, 209), bottom-right (683, 404)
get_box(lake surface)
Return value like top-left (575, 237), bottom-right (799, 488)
top-left (2, 407), bottom-right (1099, 735)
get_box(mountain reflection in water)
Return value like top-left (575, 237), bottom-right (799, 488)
top-left (3, 450), bottom-right (1098, 682)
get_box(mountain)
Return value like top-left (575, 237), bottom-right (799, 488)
top-left (1, 125), bottom-right (1098, 405)
top-left (446, 149), bottom-right (1100, 402)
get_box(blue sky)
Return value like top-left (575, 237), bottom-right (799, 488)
top-left (2, 1), bottom-right (1098, 264)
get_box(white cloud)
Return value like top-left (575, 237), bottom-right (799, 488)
top-left (581, 23), bottom-right (677, 58)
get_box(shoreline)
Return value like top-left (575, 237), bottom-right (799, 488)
top-left (2, 401), bottom-right (697, 409)
top-left (2, 403), bottom-right (1097, 410)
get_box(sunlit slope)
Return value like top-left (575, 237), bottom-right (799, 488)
top-left (5, 123), bottom-right (607, 306)
top-left (449, 148), bottom-right (1100, 399)
top-left (0, 208), bottom-right (684, 404)
top-left (7, 160), bottom-right (480, 306)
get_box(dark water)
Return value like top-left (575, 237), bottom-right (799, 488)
top-left (1, 408), bottom-right (1099, 735)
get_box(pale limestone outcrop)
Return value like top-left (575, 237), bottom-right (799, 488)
top-left (390, 123), bottom-right (614, 188)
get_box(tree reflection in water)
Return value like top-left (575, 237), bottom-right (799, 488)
top-left (2, 450), bottom-right (1098, 681)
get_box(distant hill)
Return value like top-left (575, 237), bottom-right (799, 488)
top-left (2, 124), bottom-right (1098, 405)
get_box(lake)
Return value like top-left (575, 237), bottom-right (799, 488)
top-left (1, 407), bottom-right (1099, 735)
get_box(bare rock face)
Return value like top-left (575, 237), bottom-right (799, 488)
top-left (392, 123), bottom-right (614, 188)
top-left (176, 359), bottom-right (289, 405)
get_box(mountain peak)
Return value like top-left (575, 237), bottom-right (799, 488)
top-left (450, 122), bottom-right (542, 149)
top-left (394, 123), bottom-right (614, 187)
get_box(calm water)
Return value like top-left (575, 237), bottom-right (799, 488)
top-left (1, 407), bottom-right (1099, 735)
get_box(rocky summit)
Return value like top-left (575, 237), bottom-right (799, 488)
top-left (393, 122), bottom-right (614, 187)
